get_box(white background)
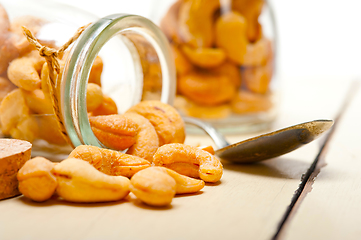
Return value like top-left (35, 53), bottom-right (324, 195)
top-left (53, 0), bottom-right (361, 82)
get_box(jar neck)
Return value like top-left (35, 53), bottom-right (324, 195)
top-left (60, 14), bottom-right (175, 148)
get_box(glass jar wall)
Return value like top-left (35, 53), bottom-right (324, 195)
top-left (0, 0), bottom-right (175, 160)
top-left (150, 0), bottom-right (278, 134)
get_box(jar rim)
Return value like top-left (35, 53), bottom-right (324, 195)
top-left (61, 13), bottom-right (176, 148)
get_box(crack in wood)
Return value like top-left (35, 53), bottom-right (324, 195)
top-left (271, 80), bottom-right (360, 240)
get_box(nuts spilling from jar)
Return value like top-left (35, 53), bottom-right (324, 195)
top-left (0, 4), bottom-right (224, 207)
top-left (160, 0), bottom-right (274, 119)
top-left (18, 157), bottom-right (131, 203)
top-left (17, 153), bottom-right (211, 207)
top-left (15, 98), bottom-right (223, 207)
top-left (17, 142), bottom-right (221, 207)
top-left (16, 98), bottom-right (224, 206)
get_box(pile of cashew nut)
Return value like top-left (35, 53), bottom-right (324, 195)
top-left (0, 4), bottom-right (108, 143)
top-left (161, 0), bottom-right (274, 119)
top-left (18, 101), bottom-right (224, 207)
top-left (0, 3), bottom-right (224, 207)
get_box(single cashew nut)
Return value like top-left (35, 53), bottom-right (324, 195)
top-left (89, 114), bottom-right (139, 151)
top-left (126, 101), bottom-right (185, 146)
top-left (53, 158), bottom-right (130, 203)
top-left (88, 56), bottom-right (103, 86)
top-left (87, 83), bottom-right (104, 112)
top-left (232, 0), bottom-right (264, 42)
top-left (17, 157), bottom-right (57, 202)
top-left (23, 50), bottom-right (46, 73)
top-left (242, 38), bottom-right (272, 66)
top-left (198, 145), bottom-right (215, 155)
top-left (160, 167), bottom-right (205, 194)
top-left (130, 166), bottom-right (205, 207)
top-left (215, 11), bottom-right (248, 65)
top-left (178, 0), bottom-right (220, 48)
top-left (0, 89), bottom-right (31, 135)
top-left (230, 90), bottom-right (272, 114)
top-left (90, 95), bottom-right (118, 116)
top-left (130, 167), bottom-right (176, 207)
top-left (69, 145), bottom-right (151, 178)
top-left (9, 115), bottom-right (38, 142)
top-left (170, 43), bottom-right (193, 76)
top-left (182, 99), bottom-right (232, 120)
top-left (178, 69), bottom-right (236, 106)
top-left (243, 62), bottom-right (272, 94)
top-left (7, 57), bottom-right (41, 91)
top-left (123, 112), bottom-right (159, 162)
top-left (153, 143), bottom-right (223, 183)
top-left (21, 89), bottom-right (53, 114)
top-left (181, 45), bottom-right (226, 69)
top-left (210, 61), bottom-right (242, 88)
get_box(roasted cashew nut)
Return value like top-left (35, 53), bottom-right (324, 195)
top-left (53, 158), bottom-right (130, 203)
top-left (130, 166), bottom-right (205, 207)
top-left (69, 145), bottom-right (151, 178)
top-left (153, 143), bottom-right (223, 183)
top-left (126, 100), bottom-right (185, 146)
top-left (17, 157), bottom-right (57, 202)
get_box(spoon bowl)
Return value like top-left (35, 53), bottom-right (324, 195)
top-left (183, 117), bottom-right (334, 163)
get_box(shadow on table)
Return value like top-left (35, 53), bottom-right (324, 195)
top-left (132, 198), bottom-right (173, 210)
top-left (16, 194), bottom-right (130, 208)
top-left (16, 193), bottom-right (175, 211)
top-left (222, 157), bottom-right (311, 179)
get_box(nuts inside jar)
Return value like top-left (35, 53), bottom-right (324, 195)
top-left (160, 0), bottom-right (274, 120)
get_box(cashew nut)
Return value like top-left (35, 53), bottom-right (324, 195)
top-left (53, 158), bottom-right (130, 203)
top-left (153, 143), bottom-right (223, 183)
top-left (130, 166), bottom-right (205, 207)
top-left (17, 157), bottom-right (57, 202)
top-left (69, 145), bottom-right (151, 178)
top-left (126, 100), bottom-right (185, 146)
top-left (86, 83), bottom-right (104, 112)
top-left (178, 69), bottom-right (236, 106)
top-left (7, 57), bottom-right (41, 91)
top-left (181, 45), bottom-right (226, 69)
top-left (89, 114), bottom-right (139, 151)
top-left (123, 112), bottom-right (159, 162)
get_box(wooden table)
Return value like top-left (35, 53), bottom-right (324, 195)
top-left (0, 78), bottom-right (360, 240)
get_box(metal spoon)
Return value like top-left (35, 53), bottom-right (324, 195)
top-left (183, 117), bottom-right (334, 163)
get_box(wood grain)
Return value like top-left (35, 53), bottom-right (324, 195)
top-left (282, 81), bottom-right (361, 240)
top-left (0, 78), bottom-right (356, 240)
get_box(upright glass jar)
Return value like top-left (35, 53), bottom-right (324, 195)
top-left (0, 0), bottom-right (175, 160)
top-left (150, 0), bottom-right (278, 134)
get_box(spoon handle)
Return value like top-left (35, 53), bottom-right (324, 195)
top-left (183, 117), bottom-right (230, 149)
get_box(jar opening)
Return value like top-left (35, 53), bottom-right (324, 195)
top-left (61, 14), bottom-right (176, 148)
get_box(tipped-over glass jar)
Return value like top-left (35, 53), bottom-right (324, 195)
top-left (150, 0), bottom-right (278, 134)
top-left (0, 0), bottom-right (175, 160)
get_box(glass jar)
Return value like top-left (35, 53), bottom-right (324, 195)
top-left (0, 0), bottom-right (175, 160)
top-left (149, 0), bottom-right (278, 134)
